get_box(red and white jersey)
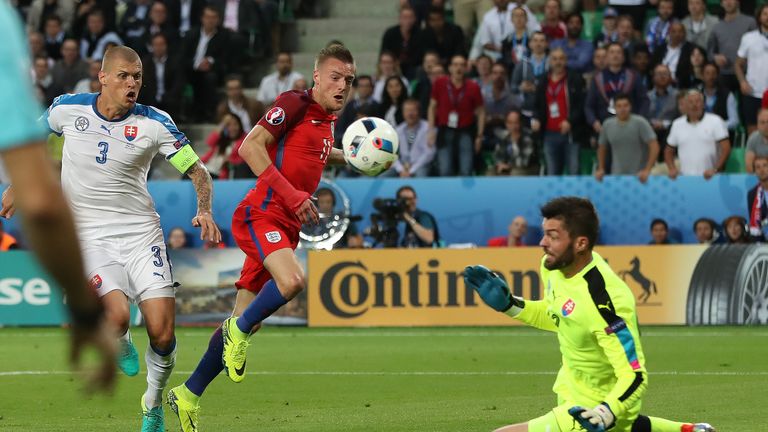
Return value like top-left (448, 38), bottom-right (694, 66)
top-left (243, 89), bottom-right (335, 227)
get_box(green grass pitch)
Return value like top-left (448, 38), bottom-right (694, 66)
top-left (0, 326), bottom-right (764, 431)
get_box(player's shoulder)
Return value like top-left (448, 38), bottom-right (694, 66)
top-left (131, 103), bottom-right (180, 129)
top-left (49, 92), bottom-right (98, 110)
top-left (266, 90), bottom-right (313, 123)
top-left (274, 90), bottom-right (313, 107)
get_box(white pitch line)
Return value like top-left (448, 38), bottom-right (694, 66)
top-left (1, 370), bottom-right (766, 377)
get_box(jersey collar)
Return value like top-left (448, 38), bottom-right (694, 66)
top-left (92, 93), bottom-right (135, 123)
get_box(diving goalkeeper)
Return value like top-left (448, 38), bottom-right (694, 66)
top-left (464, 197), bottom-right (714, 432)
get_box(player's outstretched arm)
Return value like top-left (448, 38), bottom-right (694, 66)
top-left (186, 160), bottom-right (221, 243)
top-left (239, 125), bottom-right (318, 224)
top-left (2, 142), bottom-right (116, 393)
top-left (327, 147), bottom-right (347, 165)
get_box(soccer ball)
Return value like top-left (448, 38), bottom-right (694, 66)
top-left (342, 117), bottom-right (399, 176)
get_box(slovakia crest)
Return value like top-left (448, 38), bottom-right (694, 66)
top-left (124, 125), bottom-right (138, 141)
top-left (265, 107), bottom-right (285, 125)
top-left (89, 274), bottom-right (103, 291)
top-left (562, 298), bottom-right (575, 317)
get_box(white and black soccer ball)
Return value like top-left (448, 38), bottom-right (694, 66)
top-left (341, 117), bottom-right (399, 176)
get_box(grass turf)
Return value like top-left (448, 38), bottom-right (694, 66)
top-left (0, 326), bottom-right (764, 431)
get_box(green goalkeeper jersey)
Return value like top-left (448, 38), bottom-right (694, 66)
top-left (514, 251), bottom-right (648, 419)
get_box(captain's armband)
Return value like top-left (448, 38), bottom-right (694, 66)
top-left (167, 145), bottom-right (199, 173)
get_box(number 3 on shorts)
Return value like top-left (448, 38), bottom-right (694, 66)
top-left (151, 246), bottom-right (164, 267)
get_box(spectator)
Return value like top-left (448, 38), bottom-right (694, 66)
top-left (507, 32), bottom-right (549, 118)
top-left (551, 12), bottom-right (594, 74)
top-left (708, 0), bottom-right (756, 95)
top-left (217, 75), bottom-right (264, 132)
top-left (647, 64), bottom-right (679, 151)
top-left (165, 0), bottom-right (206, 37)
top-left (394, 99), bottom-right (434, 177)
top-left (314, 188), bottom-right (363, 249)
top-left (487, 215), bottom-right (528, 246)
top-left (594, 6), bottom-right (618, 48)
top-left (428, 54), bottom-right (486, 176)
top-left (71, 0), bottom-right (117, 38)
top-left (0, 219), bottom-right (19, 251)
top-left (585, 42), bottom-right (649, 135)
top-left (33, 56), bottom-right (59, 105)
top-left (649, 218), bottom-right (675, 244)
top-left (28, 31), bottom-right (50, 64)
top-left (540, 0), bottom-right (566, 41)
top-left (595, 93), bottom-right (659, 183)
top-left (645, 0), bottom-right (675, 54)
top-left (379, 76), bottom-right (408, 126)
top-left (723, 215), bottom-right (750, 243)
top-left (201, 113), bottom-right (247, 179)
top-left (747, 156), bottom-right (768, 239)
top-left (699, 62), bottom-right (739, 131)
top-left (336, 75), bottom-right (379, 140)
top-left (533, 47), bottom-right (585, 175)
top-left (412, 51), bottom-right (445, 119)
top-left (745, 109), bottom-right (768, 173)
top-left (120, 0), bottom-right (152, 52)
top-left (650, 21), bottom-right (695, 83)
top-left (665, 90), bottom-right (731, 179)
top-left (477, 0), bottom-right (514, 61)
top-left (380, 5), bottom-right (422, 80)
top-left (397, 185), bottom-right (439, 248)
top-left (616, 15), bottom-right (638, 60)
top-left (491, 110), bottom-right (538, 175)
top-left (501, 6), bottom-right (532, 68)
top-left (51, 38), bottom-right (89, 93)
top-left (141, 1), bottom-right (180, 53)
top-left (473, 55), bottom-right (494, 101)
top-left (26, 0), bottom-right (75, 34)
top-left (182, 6), bottom-right (231, 121)
top-left (676, 44), bottom-right (707, 89)
top-left (602, 0), bottom-right (646, 32)
top-left (421, 6), bottom-right (465, 65)
top-left (372, 51), bottom-right (409, 104)
top-left (682, 0), bottom-right (719, 49)
top-left (292, 78), bottom-right (308, 91)
top-left (485, 62), bottom-right (520, 130)
top-left (693, 217), bottom-right (719, 244)
top-left (79, 10), bottom-right (122, 61)
top-left (167, 227), bottom-right (188, 249)
top-left (631, 44), bottom-right (652, 89)
top-left (736, 4), bottom-right (768, 134)
top-left (589, 46), bottom-right (607, 79)
top-left (257, 52), bottom-right (304, 107)
top-left (43, 15), bottom-right (66, 60)
top-left (73, 59), bottom-right (100, 93)
top-left (139, 33), bottom-right (184, 119)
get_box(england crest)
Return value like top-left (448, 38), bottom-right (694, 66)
top-left (124, 125), bottom-right (138, 141)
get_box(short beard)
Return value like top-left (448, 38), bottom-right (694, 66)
top-left (544, 241), bottom-right (576, 270)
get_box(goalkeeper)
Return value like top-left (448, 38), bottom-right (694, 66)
top-left (464, 197), bottom-right (714, 432)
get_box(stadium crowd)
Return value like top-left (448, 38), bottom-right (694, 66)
top-left (6, 0), bottom-right (768, 249)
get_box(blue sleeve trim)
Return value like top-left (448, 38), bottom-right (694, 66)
top-left (134, 104), bottom-right (188, 144)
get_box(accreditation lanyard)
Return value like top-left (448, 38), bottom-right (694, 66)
top-left (446, 82), bottom-right (466, 109)
top-left (511, 33), bottom-right (528, 62)
top-left (604, 71), bottom-right (625, 97)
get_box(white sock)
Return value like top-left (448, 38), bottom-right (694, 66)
top-left (143, 342), bottom-right (176, 408)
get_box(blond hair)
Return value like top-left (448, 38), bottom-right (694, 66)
top-left (101, 45), bottom-right (141, 72)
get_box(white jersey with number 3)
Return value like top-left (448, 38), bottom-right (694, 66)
top-left (42, 93), bottom-right (194, 235)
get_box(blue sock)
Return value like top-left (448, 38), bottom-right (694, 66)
top-left (184, 327), bottom-right (223, 397)
top-left (235, 280), bottom-right (287, 333)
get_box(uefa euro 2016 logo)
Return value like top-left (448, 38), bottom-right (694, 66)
top-left (266, 107), bottom-right (285, 125)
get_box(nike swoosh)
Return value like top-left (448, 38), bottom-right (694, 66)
top-left (235, 360), bottom-right (246, 376)
top-left (186, 412), bottom-right (196, 429)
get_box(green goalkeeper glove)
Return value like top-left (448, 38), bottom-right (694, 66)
top-left (463, 265), bottom-right (524, 315)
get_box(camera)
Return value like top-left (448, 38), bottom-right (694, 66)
top-left (366, 198), bottom-right (407, 247)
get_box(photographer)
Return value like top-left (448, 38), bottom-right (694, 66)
top-left (397, 185), bottom-right (440, 248)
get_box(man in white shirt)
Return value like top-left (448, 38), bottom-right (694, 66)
top-left (479, 0), bottom-right (513, 61)
top-left (665, 90), bottom-right (731, 179)
top-left (394, 99), bottom-right (434, 177)
top-left (257, 51), bottom-right (304, 106)
top-left (735, 4), bottom-right (768, 134)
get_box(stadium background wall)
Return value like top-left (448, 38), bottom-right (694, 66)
top-left (3, 244), bottom-right (765, 326)
top-left (0, 174), bottom-right (757, 247)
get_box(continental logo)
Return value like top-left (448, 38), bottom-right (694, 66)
top-left (317, 259), bottom-right (542, 318)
